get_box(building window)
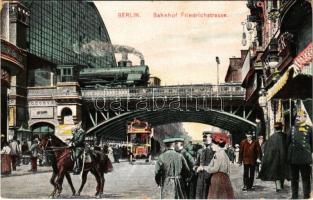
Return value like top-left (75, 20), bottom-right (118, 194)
top-left (61, 107), bottom-right (73, 125)
top-left (31, 122), bottom-right (55, 136)
top-left (59, 67), bottom-right (73, 82)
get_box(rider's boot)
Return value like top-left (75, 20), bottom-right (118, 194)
top-left (73, 160), bottom-right (80, 175)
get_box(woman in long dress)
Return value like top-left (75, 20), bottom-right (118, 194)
top-left (108, 144), bottom-right (114, 162)
top-left (198, 133), bottom-right (235, 199)
top-left (1, 141), bottom-right (12, 175)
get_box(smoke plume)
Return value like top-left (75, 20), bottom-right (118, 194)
top-left (72, 40), bottom-right (144, 60)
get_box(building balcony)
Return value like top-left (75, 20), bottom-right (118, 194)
top-left (1, 39), bottom-right (26, 74)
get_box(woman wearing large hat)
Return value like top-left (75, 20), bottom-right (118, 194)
top-left (197, 133), bottom-right (235, 199)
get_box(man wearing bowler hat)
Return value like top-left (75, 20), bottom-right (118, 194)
top-left (239, 132), bottom-right (261, 191)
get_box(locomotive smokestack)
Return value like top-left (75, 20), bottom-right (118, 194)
top-left (140, 59), bottom-right (145, 66)
top-left (118, 52), bottom-right (132, 67)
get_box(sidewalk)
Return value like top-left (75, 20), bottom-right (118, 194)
top-left (1, 164), bottom-right (52, 178)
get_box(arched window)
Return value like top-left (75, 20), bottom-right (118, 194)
top-left (61, 107), bottom-right (73, 125)
top-left (31, 123), bottom-right (55, 138)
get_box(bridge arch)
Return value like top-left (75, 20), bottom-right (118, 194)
top-left (86, 108), bottom-right (256, 140)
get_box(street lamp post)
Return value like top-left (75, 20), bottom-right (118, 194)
top-left (258, 77), bottom-right (269, 139)
top-left (215, 56), bottom-right (220, 97)
top-left (241, 21), bottom-right (247, 46)
top-left (215, 56), bottom-right (220, 86)
top-left (255, 118), bottom-right (261, 138)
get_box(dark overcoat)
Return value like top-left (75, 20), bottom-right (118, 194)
top-left (259, 131), bottom-right (291, 181)
top-left (178, 148), bottom-right (196, 199)
top-left (195, 145), bottom-right (215, 199)
top-left (287, 124), bottom-right (313, 165)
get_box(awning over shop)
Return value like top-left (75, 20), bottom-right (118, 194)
top-left (266, 67), bottom-right (293, 100)
top-left (266, 42), bottom-right (313, 100)
top-left (266, 65), bottom-right (312, 100)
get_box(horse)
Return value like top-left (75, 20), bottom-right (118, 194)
top-left (39, 134), bottom-right (113, 198)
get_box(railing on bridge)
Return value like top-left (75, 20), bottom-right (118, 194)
top-left (81, 84), bottom-right (245, 99)
top-left (27, 84), bottom-right (245, 99)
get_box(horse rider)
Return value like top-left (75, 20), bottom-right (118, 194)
top-left (70, 123), bottom-right (86, 175)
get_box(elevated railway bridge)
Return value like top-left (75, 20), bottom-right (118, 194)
top-left (80, 83), bottom-right (258, 140)
top-left (27, 83), bottom-right (260, 141)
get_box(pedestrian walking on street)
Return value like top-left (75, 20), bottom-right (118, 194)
top-left (21, 140), bottom-right (30, 165)
top-left (17, 140), bottom-right (22, 166)
top-left (200, 133), bottom-right (235, 199)
top-left (225, 144), bottom-right (235, 163)
top-left (239, 132), bottom-right (261, 191)
top-left (194, 134), bottom-right (215, 199)
top-left (155, 137), bottom-right (191, 199)
top-left (9, 135), bottom-right (20, 171)
top-left (234, 144), bottom-right (240, 164)
top-left (259, 122), bottom-right (291, 192)
top-left (185, 141), bottom-right (196, 157)
top-left (287, 109), bottom-right (312, 199)
top-left (113, 145), bottom-right (120, 163)
top-left (1, 141), bottom-right (12, 175)
top-left (175, 137), bottom-right (196, 199)
top-left (38, 146), bottom-right (44, 166)
top-left (108, 145), bottom-right (114, 162)
top-left (103, 144), bottom-right (109, 154)
top-left (256, 135), bottom-right (265, 178)
top-left (30, 138), bottom-right (39, 172)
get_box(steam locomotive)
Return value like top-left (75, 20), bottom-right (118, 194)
top-left (79, 53), bottom-right (150, 88)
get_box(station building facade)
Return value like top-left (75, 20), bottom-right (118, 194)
top-left (1, 0), bottom-right (116, 141)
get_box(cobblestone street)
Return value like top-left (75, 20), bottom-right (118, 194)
top-left (1, 161), bottom-right (306, 199)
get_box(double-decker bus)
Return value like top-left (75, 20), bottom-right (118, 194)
top-left (127, 118), bottom-right (152, 162)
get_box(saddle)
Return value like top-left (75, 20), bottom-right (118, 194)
top-left (70, 149), bottom-right (92, 163)
top-left (70, 148), bottom-right (113, 173)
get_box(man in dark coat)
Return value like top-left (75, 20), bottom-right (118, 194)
top-left (175, 138), bottom-right (196, 199)
top-left (185, 141), bottom-right (196, 158)
top-left (113, 145), bottom-right (120, 163)
top-left (194, 134), bottom-right (215, 199)
top-left (287, 109), bottom-right (312, 199)
top-left (155, 137), bottom-right (191, 199)
top-left (255, 135), bottom-right (265, 178)
top-left (225, 144), bottom-right (235, 163)
top-left (259, 122), bottom-right (290, 192)
top-left (9, 135), bottom-right (20, 171)
top-left (239, 132), bottom-right (261, 190)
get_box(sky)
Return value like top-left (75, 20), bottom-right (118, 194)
top-left (95, 1), bottom-right (249, 140)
